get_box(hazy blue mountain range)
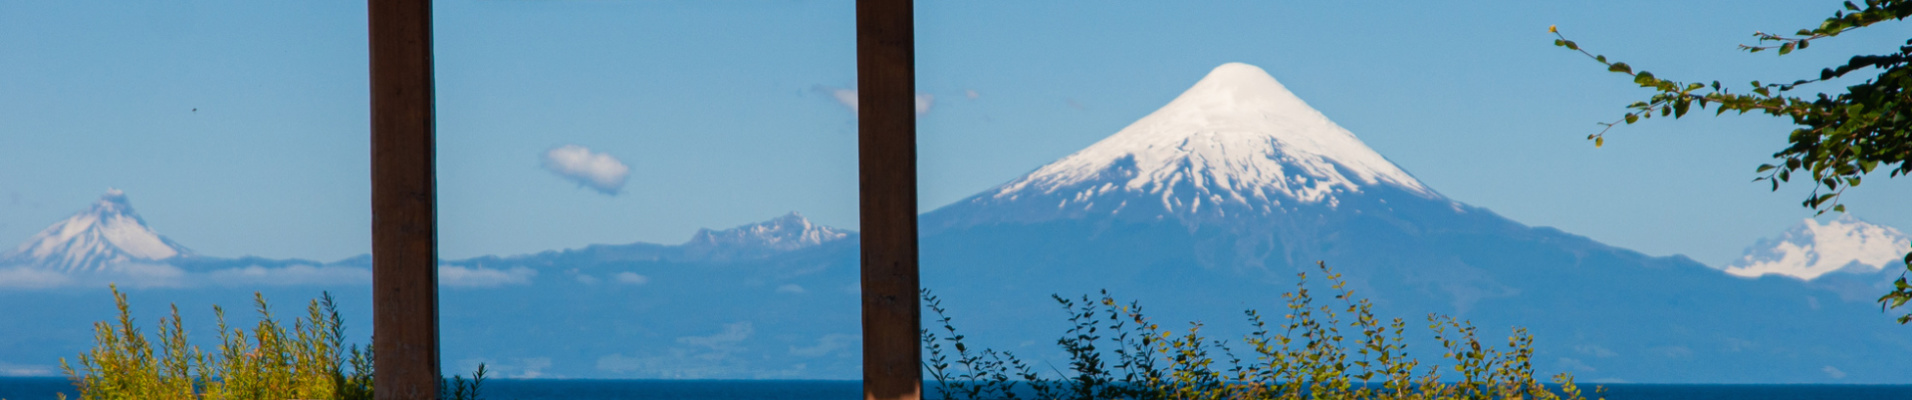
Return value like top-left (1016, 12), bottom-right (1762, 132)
top-left (2, 63), bottom-right (1908, 383)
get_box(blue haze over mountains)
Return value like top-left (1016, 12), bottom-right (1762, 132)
top-left (3, 64), bottom-right (1910, 383)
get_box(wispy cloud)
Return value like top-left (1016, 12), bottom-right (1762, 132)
top-left (789, 334), bottom-right (857, 357)
top-left (597, 321), bottom-right (765, 378)
top-left (0, 266), bottom-right (72, 289)
top-left (457, 357), bottom-right (554, 379)
top-left (542, 145), bottom-right (630, 195)
top-left (820, 87), bottom-right (935, 116)
top-left (0, 262), bottom-right (543, 290)
top-left (615, 272), bottom-right (649, 285)
top-left (440, 265), bottom-right (537, 288)
top-left (0, 360), bottom-right (58, 377)
top-left (0, 263), bottom-right (368, 289)
top-left (678, 322), bottom-right (753, 351)
top-left (206, 265), bottom-right (370, 286)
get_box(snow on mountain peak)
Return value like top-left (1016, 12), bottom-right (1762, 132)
top-left (684, 212), bottom-right (851, 253)
top-left (1722, 214), bottom-right (1910, 280)
top-left (2, 189), bottom-right (193, 273)
top-left (989, 63), bottom-right (1433, 217)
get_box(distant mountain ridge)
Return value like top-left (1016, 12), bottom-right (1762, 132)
top-left (5, 63), bottom-right (1911, 382)
top-left (444, 212), bottom-right (853, 269)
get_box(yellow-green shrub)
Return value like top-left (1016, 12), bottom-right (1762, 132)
top-left (923, 262), bottom-right (1604, 400)
top-left (59, 286), bottom-right (378, 400)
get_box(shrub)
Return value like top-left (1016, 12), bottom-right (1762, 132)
top-left (922, 262), bottom-right (1602, 400)
top-left (59, 286), bottom-right (485, 400)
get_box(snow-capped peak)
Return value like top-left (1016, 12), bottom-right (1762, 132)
top-left (988, 63), bottom-right (1433, 217)
top-left (684, 212), bottom-right (851, 253)
top-left (1722, 214), bottom-right (1910, 280)
top-left (2, 189), bottom-right (193, 273)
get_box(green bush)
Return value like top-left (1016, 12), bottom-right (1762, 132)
top-left (57, 286), bottom-right (485, 400)
top-left (923, 262), bottom-right (1602, 400)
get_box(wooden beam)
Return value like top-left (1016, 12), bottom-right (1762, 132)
top-left (368, 0), bottom-right (439, 399)
top-left (857, 1), bottom-right (921, 400)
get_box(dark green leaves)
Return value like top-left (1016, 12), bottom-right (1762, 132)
top-left (1553, 2), bottom-right (1912, 323)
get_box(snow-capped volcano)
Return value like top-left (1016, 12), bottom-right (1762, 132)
top-left (971, 63), bottom-right (1435, 222)
top-left (1723, 214), bottom-right (1910, 280)
top-left (1, 189), bottom-right (193, 273)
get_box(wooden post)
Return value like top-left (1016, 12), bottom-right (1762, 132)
top-left (368, 0), bottom-right (439, 399)
top-left (857, 1), bottom-right (921, 400)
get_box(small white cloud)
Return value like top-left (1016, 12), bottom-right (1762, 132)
top-left (823, 88), bottom-right (935, 116)
top-left (964, 89), bottom-right (979, 99)
top-left (1823, 365), bottom-right (1847, 379)
top-left (615, 272), bottom-right (649, 285)
top-left (575, 274), bottom-right (600, 285)
top-left (775, 283), bottom-right (806, 294)
top-left (440, 265), bottom-right (537, 288)
top-left (831, 89), bottom-right (859, 112)
top-left (915, 94), bottom-right (934, 115)
top-left (542, 145), bottom-right (630, 195)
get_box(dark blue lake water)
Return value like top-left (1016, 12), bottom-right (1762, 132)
top-left (4, 377), bottom-right (1911, 399)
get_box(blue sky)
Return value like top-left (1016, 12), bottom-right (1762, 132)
top-left (2, 0), bottom-right (1908, 265)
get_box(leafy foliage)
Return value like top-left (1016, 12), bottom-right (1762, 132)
top-left (1550, 0), bottom-right (1912, 323)
top-left (923, 262), bottom-right (1599, 400)
top-left (58, 286), bottom-right (486, 400)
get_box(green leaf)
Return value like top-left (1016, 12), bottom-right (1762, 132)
top-left (1757, 164), bottom-right (1776, 173)
top-left (1564, 40), bottom-right (1579, 50)
top-left (1607, 63), bottom-right (1632, 74)
top-left (1625, 114), bottom-right (1639, 124)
